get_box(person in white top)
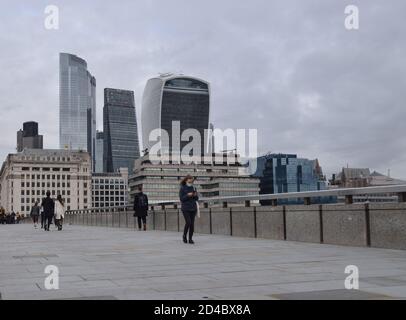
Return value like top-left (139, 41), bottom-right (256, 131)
top-left (54, 195), bottom-right (65, 231)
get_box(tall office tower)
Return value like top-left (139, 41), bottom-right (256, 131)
top-left (103, 88), bottom-right (140, 173)
top-left (17, 121), bottom-right (43, 152)
top-left (94, 131), bottom-right (104, 173)
top-left (142, 74), bottom-right (210, 156)
top-left (59, 53), bottom-right (96, 168)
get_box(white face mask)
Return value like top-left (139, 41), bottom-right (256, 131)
top-left (186, 182), bottom-right (193, 187)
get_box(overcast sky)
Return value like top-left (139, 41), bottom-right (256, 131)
top-left (0, 0), bottom-right (405, 178)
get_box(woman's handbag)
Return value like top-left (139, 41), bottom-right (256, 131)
top-left (196, 201), bottom-right (201, 218)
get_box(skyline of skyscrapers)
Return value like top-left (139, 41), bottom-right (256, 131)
top-left (103, 88), bottom-right (140, 173)
top-left (142, 74), bottom-right (211, 156)
top-left (59, 52), bottom-right (96, 169)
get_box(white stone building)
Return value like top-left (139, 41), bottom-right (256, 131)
top-left (0, 149), bottom-right (92, 215)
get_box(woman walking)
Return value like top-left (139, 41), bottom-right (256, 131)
top-left (30, 202), bottom-right (40, 228)
top-left (54, 195), bottom-right (65, 231)
top-left (179, 175), bottom-right (199, 244)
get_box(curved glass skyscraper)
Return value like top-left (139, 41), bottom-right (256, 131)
top-left (59, 53), bottom-right (96, 167)
top-left (142, 74), bottom-right (210, 155)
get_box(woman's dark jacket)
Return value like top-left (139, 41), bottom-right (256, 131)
top-left (133, 192), bottom-right (149, 217)
top-left (30, 205), bottom-right (40, 217)
top-left (41, 196), bottom-right (54, 217)
top-left (179, 184), bottom-right (199, 212)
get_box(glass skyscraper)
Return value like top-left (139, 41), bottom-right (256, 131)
top-left (142, 74), bottom-right (210, 156)
top-left (59, 53), bottom-right (96, 167)
top-left (103, 88), bottom-right (140, 173)
top-left (252, 154), bottom-right (333, 205)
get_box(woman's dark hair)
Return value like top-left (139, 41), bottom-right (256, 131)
top-left (180, 175), bottom-right (194, 186)
top-left (57, 194), bottom-right (64, 206)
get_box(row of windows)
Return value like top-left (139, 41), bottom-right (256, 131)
top-left (22, 182), bottom-right (71, 189)
top-left (21, 167), bottom-right (72, 171)
top-left (93, 197), bottom-right (125, 202)
top-left (93, 202), bottom-right (126, 208)
top-left (20, 156), bottom-right (73, 162)
top-left (93, 179), bottom-right (125, 184)
top-left (92, 185), bottom-right (125, 190)
top-left (92, 191), bottom-right (125, 196)
top-left (22, 174), bottom-right (71, 180)
top-left (21, 189), bottom-right (74, 196)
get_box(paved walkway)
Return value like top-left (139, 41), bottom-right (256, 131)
top-left (1, 224), bottom-right (406, 300)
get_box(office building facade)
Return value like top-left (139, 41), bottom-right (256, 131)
top-left (17, 121), bottom-right (43, 152)
top-left (59, 53), bottom-right (96, 168)
top-left (252, 153), bottom-right (331, 205)
top-left (94, 131), bottom-right (104, 173)
top-left (0, 149), bottom-right (92, 215)
top-left (103, 88), bottom-right (140, 173)
top-left (91, 168), bottom-right (128, 209)
top-left (142, 74), bottom-right (210, 156)
top-left (129, 153), bottom-right (259, 205)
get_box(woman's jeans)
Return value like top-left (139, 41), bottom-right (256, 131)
top-left (55, 218), bottom-right (63, 230)
top-left (183, 210), bottom-right (196, 240)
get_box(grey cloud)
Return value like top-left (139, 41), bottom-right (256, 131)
top-left (0, 0), bottom-right (405, 178)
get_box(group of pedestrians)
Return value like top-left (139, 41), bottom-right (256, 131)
top-left (29, 191), bottom-right (65, 231)
top-left (2, 175), bottom-right (199, 243)
top-left (0, 207), bottom-right (23, 224)
top-left (133, 174), bottom-right (199, 244)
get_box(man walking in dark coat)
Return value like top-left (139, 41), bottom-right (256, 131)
top-left (133, 186), bottom-right (148, 231)
top-left (41, 191), bottom-right (54, 231)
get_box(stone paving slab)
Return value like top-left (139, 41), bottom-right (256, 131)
top-left (1, 224), bottom-right (406, 300)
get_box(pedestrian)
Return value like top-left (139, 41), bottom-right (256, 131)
top-left (30, 202), bottom-right (40, 229)
top-left (41, 191), bottom-right (54, 231)
top-left (133, 185), bottom-right (149, 231)
top-left (5, 212), bottom-right (11, 224)
top-left (54, 195), bottom-right (65, 231)
top-left (40, 201), bottom-right (45, 229)
top-left (0, 207), bottom-right (5, 224)
top-left (10, 211), bottom-right (16, 224)
top-left (16, 212), bottom-right (21, 224)
top-left (179, 175), bottom-right (199, 244)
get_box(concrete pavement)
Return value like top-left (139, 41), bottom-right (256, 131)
top-left (1, 224), bottom-right (406, 300)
